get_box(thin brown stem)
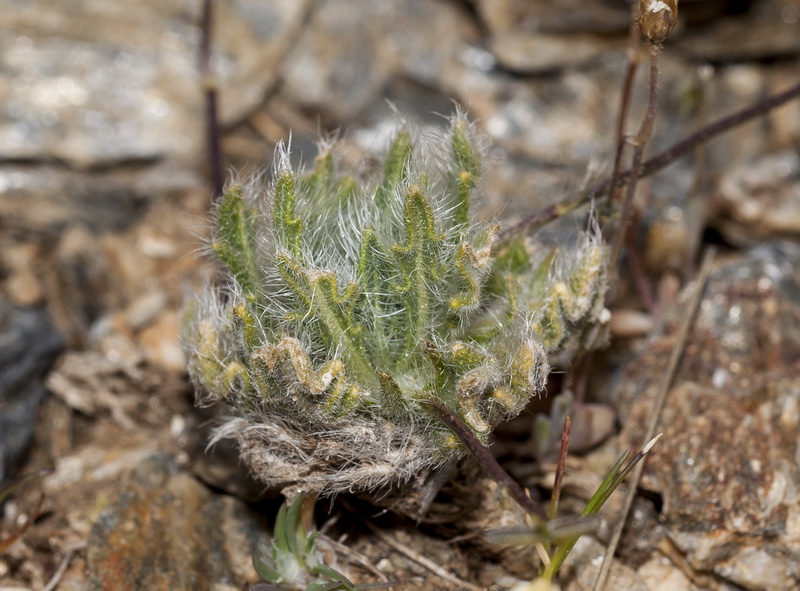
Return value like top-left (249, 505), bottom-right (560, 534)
top-left (496, 79), bottom-right (800, 249)
top-left (641, 79), bottom-right (800, 179)
top-left (494, 190), bottom-right (588, 254)
top-left (549, 416), bottom-right (571, 521)
top-left (607, 1), bottom-right (644, 211)
top-left (610, 45), bottom-right (661, 265)
top-left (608, 63), bottom-right (637, 207)
top-left (422, 398), bottom-right (548, 521)
top-left (200, 0), bottom-right (224, 202)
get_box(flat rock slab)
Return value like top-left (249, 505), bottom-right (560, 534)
top-left (0, 0), bottom-right (310, 167)
top-left (86, 453), bottom-right (265, 591)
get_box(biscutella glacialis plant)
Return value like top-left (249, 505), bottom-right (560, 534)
top-left (182, 113), bottom-right (610, 496)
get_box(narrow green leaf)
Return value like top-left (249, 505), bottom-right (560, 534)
top-left (252, 553), bottom-right (282, 584)
top-left (284, 495), bottom-right (305, 559)
top-left (583, 449), bottom-right (630, 515)
top-left (302, 149), bottom-right (356, 215)
top-left (273, 171), bottom-right (303, 258)
top-left (542, 445), bottom-right (644, 580)
top-left (449, 118), bottom-right (481, 226)
top-left (391, 185), bottom-right (446, 354)
top-left (375, 131), bottom-right (413, 210)
top-left (357, 228), bottom-right (397, 363)
top-left (449, 226), bottom-right (496, 314)
top-left (320, 364), bottom-right (362, 419)
top-left (273, 500), bottom-right (292, 554)
top-left (377, 369), bottom-right (406, 417)
top-left (233, 303), bottom-right (261, 350)
top-left (212, 185), bottom-right (260, 301)
top-left (311, 564), bottom-right (355, 587)
top-left (304, 147), bottom-right (335, 197)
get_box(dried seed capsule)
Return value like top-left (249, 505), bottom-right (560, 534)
top-left (639, 0), bottom-right (678, 44)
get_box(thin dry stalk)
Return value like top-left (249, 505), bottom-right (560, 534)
top-left (549, 416), bottom-right (571, 521)
top-left (610, 45), bottom-right (661, 265)
top-left (607, 0), bottom-right (644, 209)
top-left (497, 79), bottom-right (800, 249)
top-left (41, 541), bottom-right (87, 591)
top-left (591, 247), bottom-right (716, 591)
top-left (200, 0), bottom-right (224, 201)
top-left (318, 533), bottom-right (391, 583)
top-left (423, 398), bottom-right (549, 521)
top-left (366, 522), bottom-right (484, 591)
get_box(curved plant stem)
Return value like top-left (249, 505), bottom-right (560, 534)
top-left (639, 79), bottom-right (800, 180)
top-left (497, 79), bottom-right (800, 249)
top-left (423, 398), bottom-right (549, 521)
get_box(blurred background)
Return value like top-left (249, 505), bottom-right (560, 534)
top-left (1, 1), bottom-right (799, 589)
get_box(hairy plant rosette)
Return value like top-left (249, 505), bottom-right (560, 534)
top-left (182, 113), bottom-right (609, 497)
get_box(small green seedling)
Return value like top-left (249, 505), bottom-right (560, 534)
top-left (246, 494), bottom-right (394, 591)
top-left (483, 432), bottom-right (662, 583)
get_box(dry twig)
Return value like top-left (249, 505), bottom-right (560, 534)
top-left (497, 80), bottom-right (800, 249)
top-left (318, 531), bottom-right (390, 583)
top-left (42, 541), bottom-right (87, 591)
top-left (365, 522), bottom-right (484, 591)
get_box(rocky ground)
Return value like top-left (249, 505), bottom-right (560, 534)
top-left (1, 1), bottom-right (799, 590)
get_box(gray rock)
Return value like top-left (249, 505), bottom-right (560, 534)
top-left (0, 0), bottom-right (310, 167)
top-left (473, 0), bottom-right (626, 73)
top-left (281, 0), bottom-right (478, 123)
top-left (0, 166), bottom-right (152, 235)
top-left (713, 151), bottom-right (800, 245)
top-left (473, 0), bottom-right (630, 39)
top-left (617, 242), bottom-right (800, 591)
top-left (0, 301), bottom-right (64, 486)
top-left (488, 32), bottom-right (624, 75)
top-left (678, 0), bottom-right (800, 62)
